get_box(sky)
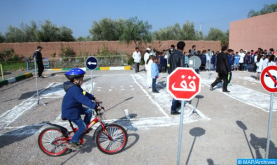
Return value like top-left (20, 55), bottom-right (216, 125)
top-left (0, 0), bottom-right (276, 38)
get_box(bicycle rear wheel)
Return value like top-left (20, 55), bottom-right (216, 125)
top-left (38, 127), bottom-right (68, 156)
top-left (95, 124), bottom-right (128, 154)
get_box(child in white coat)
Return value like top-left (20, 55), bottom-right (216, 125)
top-left (146, 55), bottom-right (154, 88)
top-left (256, 54), bottom-right (263, 80)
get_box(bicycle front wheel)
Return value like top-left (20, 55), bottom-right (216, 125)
top-left (38, 127), bottom-right (68, 156)
top-left (95, 124), bottom-right (128, 154)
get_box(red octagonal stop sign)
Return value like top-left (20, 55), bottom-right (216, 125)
top-left (167, 68), bottom-right (201, 100)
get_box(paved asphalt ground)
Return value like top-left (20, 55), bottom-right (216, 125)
top-left (0, 68), bottom-right (277, 165)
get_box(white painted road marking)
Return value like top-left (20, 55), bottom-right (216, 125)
top-left (131, 74), bottom-right (170, 119)
top-left (0, 81), bottom-right (93, 134)
top-left (0, 83), bottom-right (55, 130)
top-left (238, 76), bottom-right (260, 84)
top-left (202, 78), bottom-right (277, 112)
top-left (1, 112), bottom-right (210, 136)
top-left (0, 73), bottom-right (210, 137)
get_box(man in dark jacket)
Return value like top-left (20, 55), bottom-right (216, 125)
top-left (168, 41), bottom-right (185, 115)
top-left (168, 42), bottom-right (185, 74)
top-left (210, 46), bottom-right (230, 92)
top-left (200, 50), bottom-right (207, 71)
top-left (33, 46), bottom-right (44, 78)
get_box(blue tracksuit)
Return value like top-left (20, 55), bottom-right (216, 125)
top-left (228, 54), bottom-right (234, 70)
top-left (62, 81), bottom-right (97, 120)
top-left (228, 54), bottom-right (233, 83)
top-left (234, 55), bottom-right (240, 64)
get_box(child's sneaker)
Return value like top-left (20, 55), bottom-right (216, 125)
top-left (66, 142), bottom-right (81, 150)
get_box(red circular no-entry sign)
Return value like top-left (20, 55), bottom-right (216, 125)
top-left (261, 66), bottom-right (277, 93)
top-left (167, 68), bottom-right (201, 100)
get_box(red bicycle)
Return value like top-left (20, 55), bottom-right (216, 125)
top-left (38, 103), bottom-right (128, 156)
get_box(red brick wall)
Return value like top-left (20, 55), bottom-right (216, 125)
top-left (0, 40), bottom-right (221, 58)
top-left (229, 12), bottom-right (277, 52)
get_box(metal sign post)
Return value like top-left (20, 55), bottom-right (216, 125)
top-left (34, 56), bottom-right (46, 106)
top-left (265, 93), bottom-right (274, 159)
top-left (86, 56), bottom-right (98, 94)
top-left (177, 100), bottom-right (185, 165)
top-left (187, 56), bottom-right (201, 116)
top-left (91, 70), bottom-right (93, 94)
top-left (260, 66), bottom-right (277, 159)
top-left (167, 68), bottom-right (202, 165)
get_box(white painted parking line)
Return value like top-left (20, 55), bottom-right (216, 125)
top-left (202, 78), bottom-right (277, 112)
top-left (238, 76), bottom-right (260, 84)
top-left (0, 110), bottom-right (211, 136)
top-left (0, 83), bottom-right (55, 130)
top-left (133, 73), bottom-right (210, 122)
top-left (131, 74), bottom-right (170, 119)
top-left (0, 81), bottom-right (93, 134)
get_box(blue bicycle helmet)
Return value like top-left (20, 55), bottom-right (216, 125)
top-left (65, 68), bottom-right (86, 81)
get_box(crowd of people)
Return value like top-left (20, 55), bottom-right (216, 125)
top-left (132, 43), bottom-right (277, 114)
top-left (133, 45), bottom-right (277, 78)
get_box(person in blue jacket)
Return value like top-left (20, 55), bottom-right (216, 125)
top-left (200, 50), bottom-right (207, 71)
top-left (211, 52), bottom-right (218, 71)
top-left (227, 49), bottom-right (234, 84)
top-left (151, 57), bottom-right (159, 93)
top-left (233, 52), bottom-right (240, 71)
top-left (62, 68), bottom-right (101, 150)
top-left (244, 52), bottom-right (250, 71)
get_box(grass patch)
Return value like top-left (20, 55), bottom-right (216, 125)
top-left (1, 61), bottom-right (27, 71)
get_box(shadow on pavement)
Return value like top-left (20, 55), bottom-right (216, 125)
top-left (250, 133), bottom-right (277, 159)
top-left (105, 97), bottom-right (133, 112)
top-left (60, 130), bottom-right (139, 164)
top-left (186, 127), bottom-right (206, 165)
top-left (157, 81), bottom-right (166, 90)
top-left (0, 122), bottom-right (46, 149)
top-left (237, 120), bottom-right (277, 159)
top-left (236, 120), bottom-right (255, 159)
top-left (250, 75), bottom-right (258, 80)
top-left (111, 113), bottom-right (138, 131)
top-left (207, 159), bottom-right (214, 165)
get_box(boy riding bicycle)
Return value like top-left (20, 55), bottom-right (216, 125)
top-left (62, 68), bottom-right (101, 150)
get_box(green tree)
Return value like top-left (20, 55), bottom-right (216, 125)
top-left (195, 30), bottom-right (204, 40)
top-left (76, 36), bottom-right (92, 41)
top-left (59, 26), bottom-right (75, 41)
top-left (206, 28), bottom-right (225, 41)
top-left (120, 17), bottom-right (152, 46)
top-left (181, 21), bottom-right (196, 40)
top-left (5, 25), bottom-right (26, 42)
top-left (220, 30), bottom-right (229, 46)
top-left (0, 32), bottom-right (5, 43)
top-left (248, 3), bottom-right (277, 17)
top-left (206, 28), bottom-right (229, 46)
top-left (3, 20), bottom-right (74, 42)
top-left (89, 18), bottom-right (125, 41)
top-left (36, 20), bottom-right (74, 42)
top-left (37, 20), bottom-right (61, 42)
top-left (154, 23), bottom-right (182, 40)
top-left (20, 21), bottom-right (38, 42)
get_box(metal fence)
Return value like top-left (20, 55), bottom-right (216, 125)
top-left (26, 55), bottom-right (128, 70)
